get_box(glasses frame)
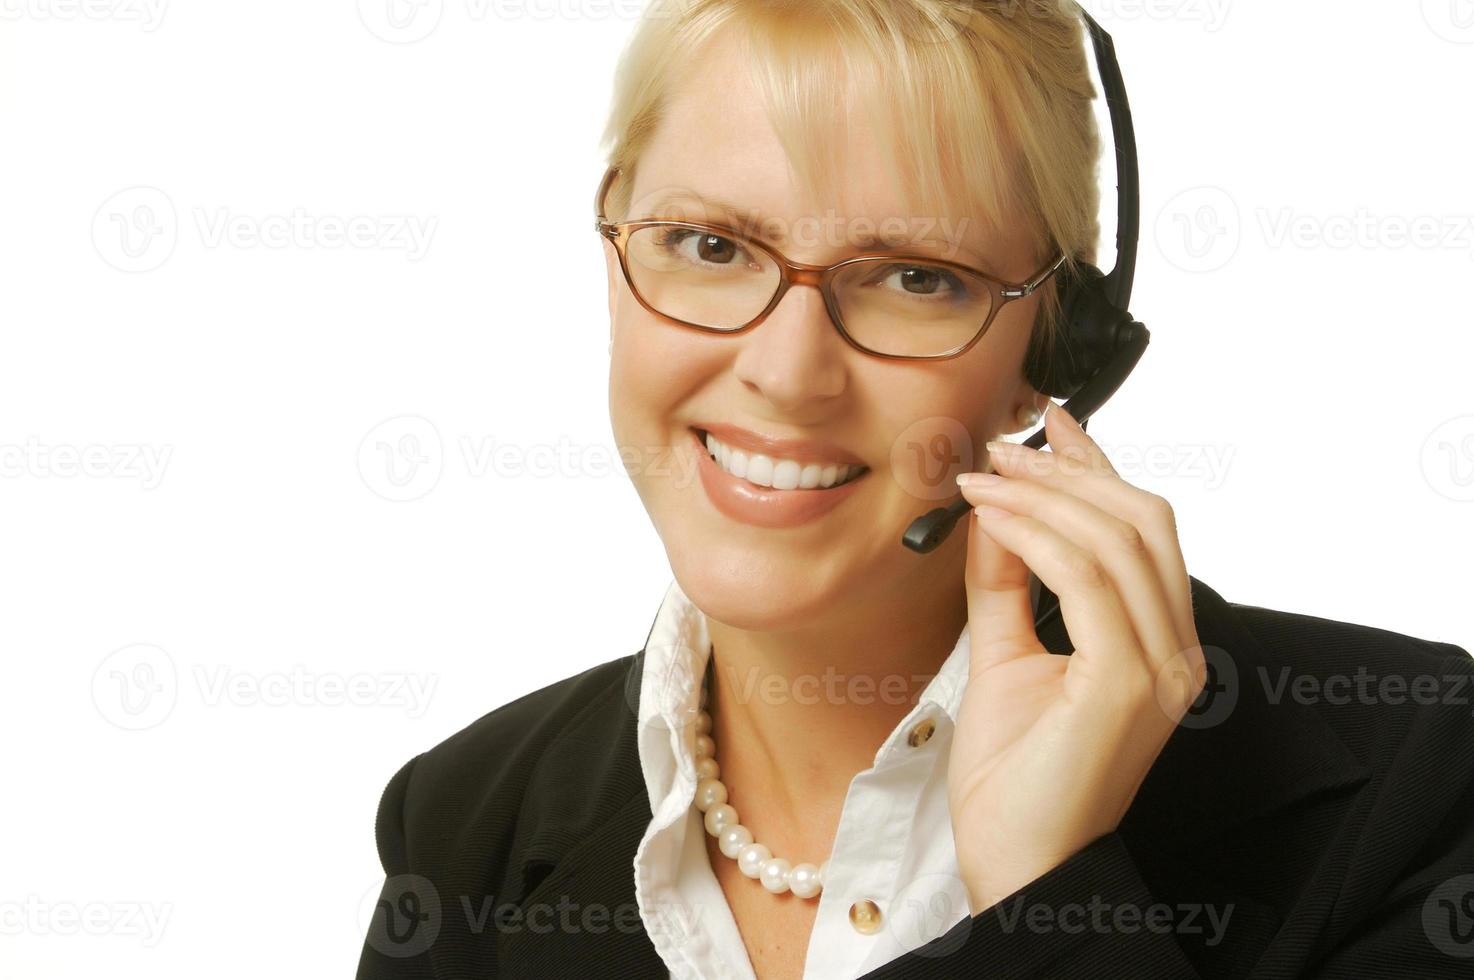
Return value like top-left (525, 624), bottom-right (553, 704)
top-left (593, 166), bottom-right (1066, 361)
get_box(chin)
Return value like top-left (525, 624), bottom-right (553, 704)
top-left (661, 531), bottom-right (845, 633)
top-left (663, 503), bottom-right (916, 635)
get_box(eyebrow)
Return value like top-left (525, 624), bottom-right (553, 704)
top-left (640, 190), bottom-right (1002, 276)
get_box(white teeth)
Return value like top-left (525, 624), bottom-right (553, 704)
top-left (745, 454), bottom-right (774, 486)
top-left (702, 431), bottom-right (863, 489)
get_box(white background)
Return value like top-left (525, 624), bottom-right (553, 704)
top-left (2, 1), bottom-right (1472, 976)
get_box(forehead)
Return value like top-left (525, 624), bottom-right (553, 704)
top-left (628, 30), bottom-right (1023, 264)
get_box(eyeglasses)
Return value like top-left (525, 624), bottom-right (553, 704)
top-left (594, 166), bottom-right (1066, 360)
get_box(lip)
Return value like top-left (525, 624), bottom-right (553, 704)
top-left (690, 427), bottom-right (868, 529)
top-left (693, 422), bottom-right (868, 469)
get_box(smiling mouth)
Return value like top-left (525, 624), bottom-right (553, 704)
top-left (692, 427), bottom-right (870, 491)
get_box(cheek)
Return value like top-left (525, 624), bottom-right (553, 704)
top-left (864, 363), bottom-right (1024, 510)
top-left (607, 308), bottom-right (721, 454)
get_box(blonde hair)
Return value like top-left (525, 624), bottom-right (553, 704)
top-left (598, 0), bottom-right (1102, 365)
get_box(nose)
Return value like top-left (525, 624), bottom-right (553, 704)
top-left (730, 281), bottom-right (849, 413)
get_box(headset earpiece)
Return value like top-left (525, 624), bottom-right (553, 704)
top-left (1023, 260), bottom-right (1135, 400)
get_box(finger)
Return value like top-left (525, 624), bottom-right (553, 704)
top-left (1040, 400), bottom-right (1117, 477)
top-left (959, 473), bottom-right (1181, 672)
top-left (973, 508), bottom-right (1144, 685)
top-left (983, 441), bottom-right (1195, 646)
top-left (963, 496), bottom-right (1040, 673)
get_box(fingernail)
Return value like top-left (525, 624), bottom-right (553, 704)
top-left (984, 440), bottom-right (1019, 456)
top-left (974, 505), bottom-right (1011, 520)
top-left (1049, 402), bottom-right (1081, 428)
top-left (956, 472), bottom-right (1003, 487)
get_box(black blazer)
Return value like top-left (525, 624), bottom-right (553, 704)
top-left (356, 576), bottom-right (1474, 978)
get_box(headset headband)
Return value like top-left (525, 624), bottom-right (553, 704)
top-left (1075, 4), bottom-right (1140, 312)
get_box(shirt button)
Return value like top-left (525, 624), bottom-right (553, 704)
top-left (906, 717), bottom-right (936, 747)
top-left (848, 899), bottom-right (883, 935)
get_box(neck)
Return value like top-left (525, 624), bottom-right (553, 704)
top-left (700, 537), bottom-right (972, 860)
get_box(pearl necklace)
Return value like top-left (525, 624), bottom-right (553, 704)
top-left (691, 676), bottom-right (829, 899)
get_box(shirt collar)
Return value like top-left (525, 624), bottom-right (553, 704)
top-left (635, 576), bottom-right (983, 818)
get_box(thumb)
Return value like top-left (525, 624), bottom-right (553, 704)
top-left (964, 508), bottom-right (1040, 671)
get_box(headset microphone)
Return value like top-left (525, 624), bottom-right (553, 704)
top-left (902, 5), bottom-right (1151, 556)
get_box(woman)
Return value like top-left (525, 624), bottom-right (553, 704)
top-left (357, 2), bottom-right (1474, 977)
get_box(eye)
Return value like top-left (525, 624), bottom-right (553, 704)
top-left (871, 264), bottom-right (968, 300)
top-left (656, 228), bottom-right (751, 267)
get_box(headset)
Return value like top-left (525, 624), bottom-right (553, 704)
top-left (901, 4), bottom-right (1150, 582)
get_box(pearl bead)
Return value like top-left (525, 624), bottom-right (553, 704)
top-left (704, 803), bottom-right (737, 837)
top-left (788, 862), bottom-right (822, 898)
top-left (719, 824), bottom-right (753, 859)
top-left (760, 857), bottom-right (793, 894)
top-left (691, 678), bottom-right (825, 901)
top-left (694, 777), bottom-right (727, 812)
top-left (736, 842), bottom-right (771, 878)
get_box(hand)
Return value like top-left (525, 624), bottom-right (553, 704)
top-left (946, 402), bottom-right (1206, 914)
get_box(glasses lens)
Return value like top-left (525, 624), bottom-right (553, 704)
top-left (624, 224), bottom-right (781, 330)
top-left (830, 259), bottom-right (996, 357)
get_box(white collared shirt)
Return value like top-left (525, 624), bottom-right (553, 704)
top-left (631, 576), bottom-right (1021, 979)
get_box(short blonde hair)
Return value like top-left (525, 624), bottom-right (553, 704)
top-left (598, 0), bottom-right (1102, 364)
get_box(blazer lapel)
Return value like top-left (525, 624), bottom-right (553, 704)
top-left (497, 784), bottom-right (668, 976)
top-left (496, 652), bottom-right (667, 976)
